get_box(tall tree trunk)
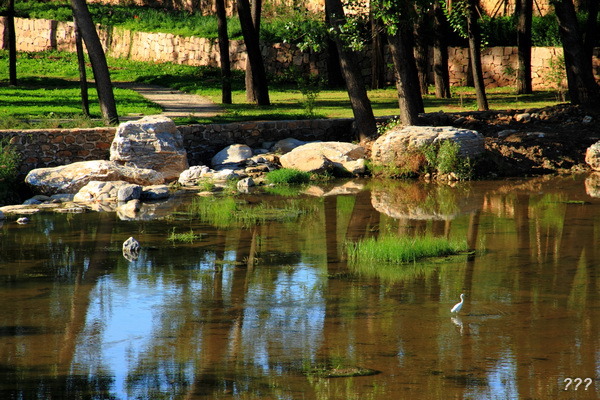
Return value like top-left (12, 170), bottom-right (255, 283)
top-left (70, 0), bottom-right (119, 124)
top-left (370, 5), bottom-right (386, 89)
top-left (413, 11), bottom-right (430, 95)
top-left (324, 3), bottom-right (345, 88)
top-left (244, 0), bottom-right (262, 103)
top-left (433, 0), bottom-right (451, 98)
top-left (237, 0), bottom-right (270, 105)
top-left (325, 0), bottom-right (377, 141)
top-left (582, 0), bottom-right (599, 62)
top-left (215, 0), bottom-right (232, 104)
top-left (466, 0), bottom-right (489, 110)
top-left (387, 25), bottom-right (424, 126)
top-left (515, 0), bottom-right (533, 94)
top-left (553, 0), bottom-right (600, 105)
top-left (7, 0), bottom-right (17, 86)
top-left (73, 18), bottom-right (90, 116)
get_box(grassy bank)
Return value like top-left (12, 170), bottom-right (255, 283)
top-left (1, 50), bottom-right (564, 129)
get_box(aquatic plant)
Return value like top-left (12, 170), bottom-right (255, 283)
top-left (265, 168), bottom-right (311, 185)
top-left (346, 235), bottom-right (467, 265)
top-left (168, 228), bottom-right (202, 243)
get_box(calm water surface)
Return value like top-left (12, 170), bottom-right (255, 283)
top-left (1, 175), bottom-right (600, 399)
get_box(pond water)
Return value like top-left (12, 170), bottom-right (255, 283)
top-left (1, 175), bottom-right (600, 399)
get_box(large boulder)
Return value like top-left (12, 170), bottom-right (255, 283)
top-left (279, 142), bottom-right (367, 175)
top-left (211, 144), bottom-right (253, 169)
top-left (585, 141), bottom-right (600, 171)
top-left (371, 126), bottom-right (485, 167)
top-left (110, 115), bottom-right (189, 181)
top-left (25, 160), bottom-right (164, 195)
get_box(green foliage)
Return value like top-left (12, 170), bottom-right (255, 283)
top-left (0, 139), bottom-right (20, 184)
top-left (346, 234), bottom-right (468, 264)
top-left (422, 140), bottom-right (474, 179)
top-left (376, 116), bottom-right (402, 136)
top-left (546, 54), bottom-right (567, 102)
top-left (263, 10), bottom-right (328, 51)
top-left (265, 168), bottom-right (311, 185)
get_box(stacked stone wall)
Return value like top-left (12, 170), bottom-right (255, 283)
top-left (0, 119), bottom-right (353, 175)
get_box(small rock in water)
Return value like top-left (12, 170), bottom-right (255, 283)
top-left (122, 236), bottom-right (141, 261)
top-left (17, 217), bottom-right (29, 224)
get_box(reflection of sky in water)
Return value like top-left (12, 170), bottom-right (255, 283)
top-left (241, 264), bottom-right (325, 371)
top-left (70, 254), bottom-right (325, 398)
top-left (71, 264), bottom-right (193, 399)
top-left (466, 351), bottom-right (518, 400)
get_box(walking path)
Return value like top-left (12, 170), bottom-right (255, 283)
top-left (115, 82), bottom-right (224, 120)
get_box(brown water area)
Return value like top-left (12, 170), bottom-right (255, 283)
top-left (1, 175), bottom-right (600, 399)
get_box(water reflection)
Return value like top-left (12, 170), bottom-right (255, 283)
top-left (1, 175), bottom-right (600, 398)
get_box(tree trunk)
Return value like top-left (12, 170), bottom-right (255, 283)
top-left (215, 0), bottom-right (232, 104)
top-left (70, 0), bottom-right (119, 124)
top-left (7, 0), bottom-right (17, 86)
top-left (466, 0), bottom-right (489, 110)
top-left (582, 0), bottom-right (599, 62)
top-left (325, 0), bottom-right (377, 141)
top-left (370, 6), bottom-right (386, 89)
top-left (387, 25), bottom-right (424, 126)
top-left (432, 0), bottom-right (451, 98)
top-left (73, 18), bottom-right (90, 116)
top-left (553, 0), bottom-right (600, 105)
top-left (413, 12), bottom-right (430, 95)
top-left (515, 0), bottom-right (533, 94)
top-left (237, 0), bottom-right (270, 105)
top-left (244, 0), bottom-right (262, 103)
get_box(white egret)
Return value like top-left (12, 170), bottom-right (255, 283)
top-left (451, 293), bottom-right (465, 313)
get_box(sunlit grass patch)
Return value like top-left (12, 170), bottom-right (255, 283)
top-left (265, 168), bottom-right (311, 185)
top-left (346, 235), bottom-right (468, 265)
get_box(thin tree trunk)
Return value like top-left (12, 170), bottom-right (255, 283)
top-left (413, 12), bottom-right (430, 95)
top-left (73, 19), bottom-right (90, 116)
top-left (387, 25), bottom-right (424, 126)
top-left (237, 0), bottom-right (270, 105)
top-left (70, 0), bottom-right (119, 124)
top-left (325, 0), bottom-right (377, 141)
top-left (466, 0), bottom-right (489, 110)
top-left (515, 0), bottom-right (533, 94)
top-left (215, 0), bottom-right (232, 104)
top-left (554, 0), bottom-right (600, 105)
top-left (7, 0), bottom-right (17, 86)
top-left (433, 0), bottom-right (451, 98)
top-left (370, 6), bottom-right (386, 89)
top-left (582, 0), bottom-right (599, 62)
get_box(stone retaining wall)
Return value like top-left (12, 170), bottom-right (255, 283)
top-left (1, 118), bottom-right (353, 175)
top-left (4, 16), bottom-right (600, 90)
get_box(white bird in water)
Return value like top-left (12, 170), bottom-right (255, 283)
top-left (451, 293), bottom-right (465, 313)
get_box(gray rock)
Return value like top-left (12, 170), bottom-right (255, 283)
top-left (23, 195), bottom-right (51, 205)
top-left (110, 115), bottom-right (189, 182)
top-left (515, 113), bottom-right (531, 123)
top-left (237, 177), bottom-right (255, 193)
top-left (178, 165), bottom-right (211, 186)
top-left (25, 160), bottom-right (164, 195)
top-left (0, 210), bottom-right (4, 220)
top-left (122, 236), bottom-right (141, 261)
top-left (211, 144), bottom-right (253, 169)
top-left (272, 138), bottom-right (309, 154)
top-left (141, 185), bottom-right (170, 200)
top-left (73, 181), bottom-right (131, 203)
top-left (279, 142), bottom-right (366, 175)
top-left (117, 184), bottom-right (142, 202)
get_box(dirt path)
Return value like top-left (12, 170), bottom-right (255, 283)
top-left (115, 82), bottom-right (223, 120)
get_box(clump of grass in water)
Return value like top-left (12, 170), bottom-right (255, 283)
top-left (168, 228), bottom-right (201, 243)
top-left (265, 168), bottom-right (311, 185)
top-left (346, 235), bottom-right (468, 265)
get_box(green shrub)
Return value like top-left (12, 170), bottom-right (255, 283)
top-left (0, 139), bottom-right (20, 184)
top-left (265, 168), bottom-right (311, 185)
top-left (421, 140), bottom-right (473, 179)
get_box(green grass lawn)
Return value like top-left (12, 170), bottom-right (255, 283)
top-left (0, 50), bottom-right (565, 129)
